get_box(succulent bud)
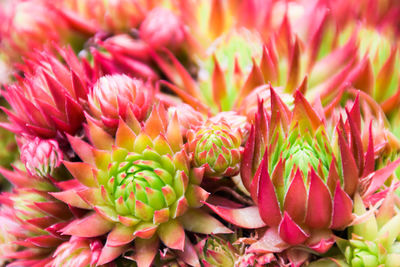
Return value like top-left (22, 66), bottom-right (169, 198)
top-left (20, 137), bottom-right (63, 177)
top-left (51, 237), bottom-right (102, 267)
top-left (187, 122), bottom-right (242, 178)
top-left (196, 236), bottom-right (239, 267)
top-left (88, 74), bottom-right (153, 132)
top-left (140, 8), bottom-right (185, 51)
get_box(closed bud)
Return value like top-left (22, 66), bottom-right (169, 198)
top-left (20, 137), bottom-right (63, 177)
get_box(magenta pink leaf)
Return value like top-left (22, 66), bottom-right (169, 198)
top-left (279, 212), bottom-right (310, 245)
top-left (204, 202), bottom-right (266, 229)
top-left (305, 169), bottom-right (332, 228)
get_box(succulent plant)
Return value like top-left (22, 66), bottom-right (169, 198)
top-left (55, 0), bottom-right (150, 34)
top-left (205, 89), bottom-right (400, 263)
top-left (50, 237), bottom-right (103, 267)
top-left (157, 28), bottom-right (266, 117)
top-left (187, 121), bottom-right (242, 178)
top-left (0, 0), bottom-right (81, 64)
top-left (195, 235), bottom-right (239, 267)
top-left (83, 33), bottom-right (161, 81)
top-left (52, 104), bottom-right (231, 266)
top-left (88, 74), bottom-right (154, 133)
top-left (1, 47), bottom-right (89, 139)
top-left (139, 8), bottom-right (186, 52)
top-left (0, 187), bottom-right (73, 266)
top-left (335, 188), bottom-right (400, 267)
top-left (2, 0), bottom-right (400, 266)
top-left (19, 137), bottom-right (63, 178)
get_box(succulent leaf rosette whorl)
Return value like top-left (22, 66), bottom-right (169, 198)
top-left (51, 237), bottom-right (103, 267)
top-left (187, 121), bottom-right (242, 178)
top-left (337, 191), bottom-right (400, 267)
top-left (88, 74), bottom-right (153, 133)
top-left (0, 0), bottom-right (73, 63)
top-left (0, 186), bottom-right (74, 266)
top-left (206, 88), bottom-right (400, 260)
top-left (1, 48), bottom-right (89, 139)
top-left (20, 137), bottom-right (63, 178)
top-left (195, 235), bottom-right (239, 267)
top-left (54, 104), bottom-right (230, 266)
top-left (139, 8), bottom-right (186, 51)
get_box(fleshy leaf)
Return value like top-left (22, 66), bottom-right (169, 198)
top-left (305, 169), bottom-right (332, 228)
top-left (283, 169), bottom-right (307, 223)
top-left (337, 128), bottom-right (358, 197)
top-left (63, 161), bottom-right (98, 188)
top-left (179, 209), bottom-right (232, 234)
top-left (134, 236), bottom-right (159, 267)
top-left (107, 224), bottom-right (135, 247)
top-left (204, 203), bottom-right (266, 229)
top-left (258, 156), bottom-right (282, 226)
top-left (62, 212), bottom-right (114, 237)
top-left (97, 243), bottom-right (128, 265)
top-left (330, 182), bottom-right (353, 230)
top-left (279, 212), bottom-right (310, 245)
top-left (157, 219), bottom-right (185, 250)
top-left (50, 190), bottom-right (91, 209)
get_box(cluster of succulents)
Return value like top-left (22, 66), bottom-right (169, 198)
top-left (1, 0), bottom-right (400, 266)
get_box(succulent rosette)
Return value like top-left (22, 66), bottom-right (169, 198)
top-left (195, 235), bottom-right (240, 267)
top-left (338, 193), bottom-right (400, 267)
top-left (52, 104), bottom-right (231, 266)
top-left (1, 47), bottom-right (89, 139)
top-left (19, 137), bottom-right (63, 178)
top-left (55, 0), bottom-right (150, 34)
top-left (269, 1), bottom-right (400, 118)
top-left (205, 88), bottom-right (400, 264)
top-left (3, 0), bottom-right (400, 265)
top-left (85, 34), bottom-right (160, 81)
top-left (0, 187), bottom-right (74, 266)
top-left (88, 74), bottom-right (154, 133)
top-left (139, 7), bottom-right (186, 52)
top-left (0, 0), bottom-right (83, 64)
top-left (50, 237), bottom-right (103, 267)
top-left (187, 121), bottom-right (242, 178)
top-left (157, 28), bottom-right (268, 117)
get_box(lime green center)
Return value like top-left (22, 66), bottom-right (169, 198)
top-left (106, 152), bottom-right (177, 221)
top-left (194, 126), bottom-right (239, 168)
top-left (271, 126), bottom-right (334, 187)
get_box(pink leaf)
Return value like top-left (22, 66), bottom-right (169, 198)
top-left (279, 212), bottom-right (310, 245)
top-left (204, 203), bottom-right (266, 229)
top-left (62, 213), bottom-right (114, 237)
top-left (330, 182), bottom-right (353, 230)
top-left (305, 169), bottom-right (332, 228)
top-left (258, 157), bottom-right (282, 226)
top-left (158, 219), bottom-right (185, 250)
top-left (284, 169), bottom-right (307, 223)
